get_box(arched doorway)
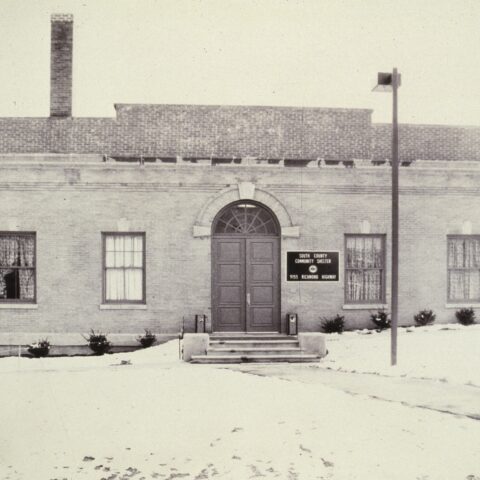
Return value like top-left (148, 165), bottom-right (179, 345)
top-left (211, 201), bottom-right (281, 332)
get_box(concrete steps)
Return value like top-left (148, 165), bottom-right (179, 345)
top-left (190, 354), bottom-right (320, 364)
top-left (210, 340), bottom-right (300, 349)
top-left (190, 333), bottom-right (322, 364)
top-left (210, 334), bottom-right (292, 341)
top-left (208, 347), bottom-right (304, 356)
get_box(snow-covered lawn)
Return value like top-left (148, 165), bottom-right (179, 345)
top-left (322, 323), bottom-right (480, 387)
top-left (0, 326), bottom-right (479, 480)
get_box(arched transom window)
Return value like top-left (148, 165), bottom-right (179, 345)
top-left (213, 202), bottom-right (279, 235)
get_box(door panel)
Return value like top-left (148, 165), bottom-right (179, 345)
top-left (218, 264), bottom-right (241, 282)
top-left (251, 285), bottom-right (274, 303)
top-left (219, 285), bottom-right (242, 303)
top-left (251, 264), bottom-right (273, 282)
top-left (218, 308), bottom-right (242, 326)
top-left (246, 238), bottom-right (279, 332)
top-left (250, 241), bottom-right (273, 260)
top-left (213, 238), bottom-right (245, 331)
top-left (218, 241), bottom-right (241, 259)
top-left (251, 307), bottom-right (273, 325)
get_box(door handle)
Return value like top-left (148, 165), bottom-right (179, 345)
top-left (246, 293), bottom-right (251, 306)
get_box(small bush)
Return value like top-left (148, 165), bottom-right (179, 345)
top-left (370, 310), bottom-right (390, 330)
top-left (455, 308), bottom-right (476, 326)
top-left (414, 309), bottom-right (436, 326)
top-left (321, 314), bottom-right (345, 334)
top-left (137, 329), bottom-right (156, 348)
top-left (27, 339), bottom-right (50, 358)
top-left (84, 329), bottom-right (111, 355)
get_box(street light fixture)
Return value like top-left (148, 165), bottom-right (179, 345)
top-left (373, 68), bottom-right (401, 366)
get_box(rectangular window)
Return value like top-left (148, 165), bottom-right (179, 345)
top-left (0, 233), bottom-right (36, 303)
top-left (345, 234), bottom-right (385, 303)
top-left (447, 236), bottom-right (480, 302)
top-left (103, 233), bottom-right (145, 303)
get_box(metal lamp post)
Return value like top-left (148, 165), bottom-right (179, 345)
top-left (373, 68), bottom-right (401, 366)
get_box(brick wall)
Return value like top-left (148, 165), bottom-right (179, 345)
top-left (1, 105), bottom-right (479, 161)
top-left (113, 104), bottom-right (373, 160)
top-left (50, 14), bottom-right (73, 117)
top-left (1, 160), bottom-right (480, 343)
top-left (0, 117), bottom-right (122, 154)
top-left (373, 123), bottom-right (480, 161)
top-left (0, 105), bottom-right (372, 159)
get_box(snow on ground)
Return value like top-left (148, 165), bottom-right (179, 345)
top-left (1, 328), bottom-right (479, 480)
top-left (322, 323), bottom-right (480, 387)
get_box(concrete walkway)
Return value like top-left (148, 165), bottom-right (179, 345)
top-left (223, 363), bottom-right (480, 421)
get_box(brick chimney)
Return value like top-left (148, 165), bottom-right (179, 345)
top-left (50, 14), bottom-right (73, 117)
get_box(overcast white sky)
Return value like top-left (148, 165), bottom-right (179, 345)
top-left (0, 0), bottom-right (479, 125)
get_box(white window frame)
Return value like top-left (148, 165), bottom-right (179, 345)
top-left (102, 232), bottom-right (146, 304)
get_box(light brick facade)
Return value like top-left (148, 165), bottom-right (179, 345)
top-left (1, 157), bottom-right (480, 345)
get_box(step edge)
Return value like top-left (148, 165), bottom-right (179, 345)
top-left (209, 340), bottom-right (299, 344)
top-left (207, 349), bottom-right (304, 353)
top-left (191, 354), bottom-right (319, 359)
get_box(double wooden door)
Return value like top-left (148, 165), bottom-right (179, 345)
top-left (212, 236), bottom-right (280, 332)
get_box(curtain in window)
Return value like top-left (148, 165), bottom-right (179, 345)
top-left (448, 238), bottom-right (480, 268)
top-left (346, 236), bottom-right (383, 302)
top-left (106, 269), bottom-right (124, 301)
top-left (346, 236), bottom-right (383, 269)
top-left (124, 269), bottom-right (143, 300)
top-left (105, 234), bottom-right (144, 301)
top-left (0, 235), bottom-right (35, 300)
top-left (346, 269), bottom-right (382, 302)
top-left (449, 271), bottom-right (480, 300)
top-left (0, 235), bottom-right (35, 267)
top-left (448, 238), bottom-right (480, 300)
top-left (18, 270), bottom-right (35, 299)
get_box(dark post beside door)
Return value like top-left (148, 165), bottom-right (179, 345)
top-left (212, 202), bottom-right (280, 333)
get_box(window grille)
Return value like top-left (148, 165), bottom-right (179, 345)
top-left (213, 203), bottom-right (279, 235)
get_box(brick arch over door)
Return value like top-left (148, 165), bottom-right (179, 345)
top-left (194, 185), bottom-right (294, 236)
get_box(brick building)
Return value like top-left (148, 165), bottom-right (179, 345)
top-left (1, 14), bottom-right (480, 352)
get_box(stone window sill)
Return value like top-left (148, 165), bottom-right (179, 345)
top-left (342, 304), bottom-right (388, 310)
top-left (445, 303), bottom-right (480, 309)
top-left (99, 304), bottom-right (147, 310)
top-left (0, 303), bottom-right (38, 309)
